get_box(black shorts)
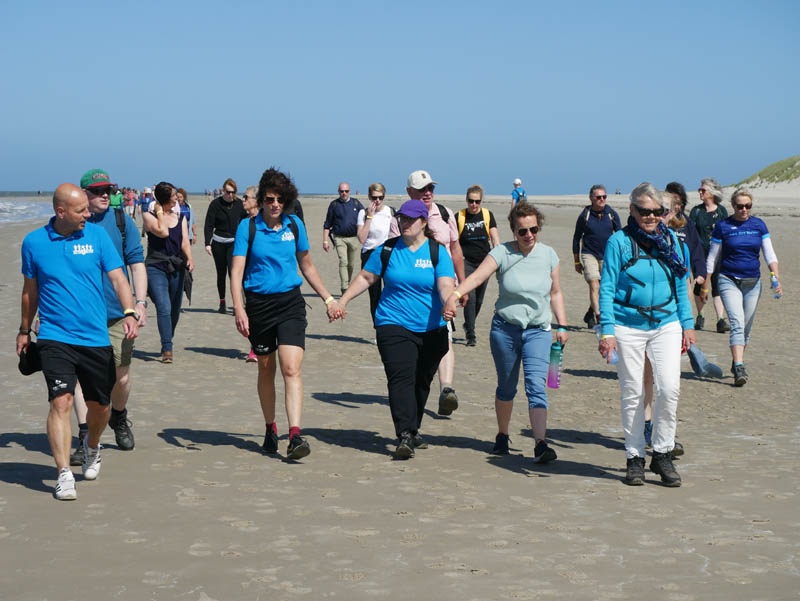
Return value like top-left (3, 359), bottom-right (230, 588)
top-left (694, 270), bottom-right (721, 298)
top-left (38, 340), bottom-right (116, 404)
top-left (245, 287), bottom-right (307, 356)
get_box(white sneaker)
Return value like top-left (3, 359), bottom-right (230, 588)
top-left (55, 468), bottom-right (77, 500)
top-left (82, 439), bottom-right (102, 480)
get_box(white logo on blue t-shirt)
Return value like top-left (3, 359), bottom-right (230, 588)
top-left (281, 231), bottom-right (295, 242)
top-left (414, 258), bottom-right (433, 269)
top-left (72, 244), bottom-right (94, 255)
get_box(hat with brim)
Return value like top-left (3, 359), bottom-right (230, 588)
top-left (80, 169), bottom-right (114, 189)
top-left (407, 170), bottom-right (437, 190)
top-left (396, 199), bottom-right (429, 220)
top-left (18, 341), bottom-right (42, 376)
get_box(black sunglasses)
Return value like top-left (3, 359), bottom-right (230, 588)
top-left (415, 184), bottom-right (435, 193)
top-left (594, 194), bottom-right (607, 200)
top-left (634, 206), bottom-right (665, 217)
top-left (517, 226), bottom-right (539, 236)
top-left (734, 203), bottom-right (752, 210)
top-left (467, 198), bottom-right (482, 204)
top-left (263, 195), bottom-right (285, 205)
top-left (369, 195), bottom-right (385, 201)
top-left (87, 185), bottom-right (117, 196)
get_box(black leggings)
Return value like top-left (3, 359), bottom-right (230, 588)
top-left (376, 325), bottom-right (449, 437)
top-left (211, 240), bottom-right (234, 301)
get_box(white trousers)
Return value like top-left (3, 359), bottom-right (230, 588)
top-left (616, 321), bottom-right (682, 458)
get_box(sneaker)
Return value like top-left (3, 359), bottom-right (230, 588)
top-left (395, 432), bottom-right (415, 459)
top-left (82, 439), bottom-right (102, 480)
top-left (437, 387), bottom-right (459, 416)
top-left (694, 314), bottom-right (705, 330)
top-left (108, 410), bottom-right (135, 451)
top-left (624, 456), bottom-right (646, 486)
top-left (69, 434), bottom-right (87, 466)
top-left (671, 441), bottom-right (685, 458)
top-left (644, 420), bottom-right (653, 448)
top-left (492, 432), bottom-right (510, 455)
top-left (286, 434), bottom-right (310, 460)
top-left (262, 429), bottom-right (278, 454)
top-left (410, 433), bottom-right (428, 450)
top-left (161, 351), bottom-right (173, 364)
top-left (218, 301), bottom-right (227, 314)
top-left (54, 468), bottom-right (77, 501)
top-left (716, 318), bottom-right (730, 333)
top-left (583, 308), bottom-right (597, 329)
top-left (532, 441), bottom-right (557, 464)
top-left (732, 363), bottom-right (748, 386)
top-left (246, 349), bottom-right (258, 363)
top-left (466, 336), bottom-right (477, 347)
top-left (650, 451), bottom-right (682, 487)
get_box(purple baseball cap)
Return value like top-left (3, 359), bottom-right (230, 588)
top-left (396, 199), bottom-right (429, 219)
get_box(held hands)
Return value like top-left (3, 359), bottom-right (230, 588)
top-left (442, 294), bottom-right (459, 321)
top-left (327, 299), bottom-right (346, 322)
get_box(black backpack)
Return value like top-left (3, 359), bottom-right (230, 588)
top-left (379, 236), bottom-right (440, 279)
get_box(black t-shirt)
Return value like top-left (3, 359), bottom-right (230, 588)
top-left (459, 209), bottom-right (497, 264)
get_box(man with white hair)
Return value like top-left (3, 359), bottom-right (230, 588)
top-left (511, 178), bottom-right (526, 206)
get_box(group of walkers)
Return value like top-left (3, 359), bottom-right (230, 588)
top-left (16, 167), bottom-right (782, 500)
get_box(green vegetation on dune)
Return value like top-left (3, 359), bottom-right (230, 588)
top-left (737, 155), bottom-right (800, 186)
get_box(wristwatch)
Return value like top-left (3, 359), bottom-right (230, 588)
top-left (136, 299), bottom-right (148, 308)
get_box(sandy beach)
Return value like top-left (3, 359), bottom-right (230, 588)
top-left (1, 189), bottom-right (798, 600)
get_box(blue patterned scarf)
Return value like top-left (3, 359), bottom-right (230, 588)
top-left (626, 216), bottom-right (688, 279)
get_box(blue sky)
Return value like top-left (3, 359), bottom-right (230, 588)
top-left (1, 1), bottom-right (798, 194)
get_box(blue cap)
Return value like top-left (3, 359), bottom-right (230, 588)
top-left (396, 199), bottom-right (429, 219)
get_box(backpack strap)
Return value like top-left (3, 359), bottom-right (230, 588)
top-left (481, 208), bottom-right (491, 238)
top-left (379, 236), bottom-right (400, 279)
top-left (436, 203), bottom-right (450, 224)
top-left (244, 216), bottom-right (257, 278)
top-left (286, 214), bottom-right (300, 252)
top-left (115, 208), bottom-right (127, 254)
top-left (457, 209), bottom-right (467, 236)
top-left (429, 238), bottom-right (440, 268)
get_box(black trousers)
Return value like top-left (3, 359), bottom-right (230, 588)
top-left (463, 258), bottom-right (488, 338)
top-left (376, 324), bottom-right (449, 437)
top-left (211, 240), bottom-right (234, 300)
top-left (360, 249), bottom-right (383, 325)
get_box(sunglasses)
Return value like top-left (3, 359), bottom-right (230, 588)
top-left (734, 203), bottom-right (752, 210)
top-left (415, 184), bottom-right (435, 193)
top-left (634, 206), bottom-right (665, 217)
top-left (263, 196), bottom-right (285, 205)
top-left (467, 198), bottom-right (482, 204)
top-left (88, 185), bottom-right (117, 196)
top-left (339, 190), bottom-right (350, 194)
top-left (698, 188), bottom-right (709, 194)
top-left (593, 195), bottom-right (607, 200)
top-left (517, 226), bottom-right (539, 236)
top-left (369, 195), bottom-right (384, 201)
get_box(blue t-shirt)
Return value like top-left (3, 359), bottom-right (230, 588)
top-left (88, 208), bottom-right (144, 320)
top-left (364, 238), bottom-right (455, 332)
top-left (511, 187), bottom-right (526, 204)
top-left (711, 216), bottom-right (771, 279)
top-left (21, 219), bottom-right (124, 346)
top-left (233, 213), bottom-right (309, 294)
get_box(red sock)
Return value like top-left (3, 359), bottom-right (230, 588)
top-left (267, 422), bottom-right (277, 434)
top-left (289, 426), bottom-right (300, 440)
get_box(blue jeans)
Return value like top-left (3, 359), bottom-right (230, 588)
top-left (489, 315), bottom-right (551, 409)
top-left (147, 266), bottom-right (185, 352)
top-left (718, 274), bottom-right (762, 347)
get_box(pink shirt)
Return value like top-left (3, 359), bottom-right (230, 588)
top-left (389, 201), bottom-right (458, 255)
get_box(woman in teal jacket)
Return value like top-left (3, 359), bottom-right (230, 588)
top-left (598, 183), bottom-right (695, 488)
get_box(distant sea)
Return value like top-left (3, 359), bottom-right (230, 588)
top-left (0, 192), bottom-right (53, 224)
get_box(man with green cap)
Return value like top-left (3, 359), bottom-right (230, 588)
top-left (68, 169), bottom-right (148, 461)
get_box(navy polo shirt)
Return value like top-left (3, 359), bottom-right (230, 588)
top-left (323, 197), bottom-right (363, 237)
top-left (572, 206), bottom-right (622, 259)
top-left (233, 213), bottom-right (310, 294)
top-left (21, 219), bottom-right (124, 347)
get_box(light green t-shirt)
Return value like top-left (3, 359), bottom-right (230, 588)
top-left (488, 241), bottom-right (559, 329)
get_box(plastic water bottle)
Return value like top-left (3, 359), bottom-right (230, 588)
top-left (547, 342), bottom-right (563, 389)
top-left (594, 325), bottom-right (618, 365)
top-left (771, 272), bottom-right (781, 299)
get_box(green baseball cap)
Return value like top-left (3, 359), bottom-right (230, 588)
top-left (80, 168), bottom-right (114, 189)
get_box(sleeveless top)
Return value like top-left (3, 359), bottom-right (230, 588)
top-left (147, 214), bottom-right (184, 272)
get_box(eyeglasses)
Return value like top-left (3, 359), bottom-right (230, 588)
top-left (593, 195), bottom-right (607, 200)
top-left (224, 189), bottom-right (236, 195)
top-left (87, 185), bottom-right (117, 196)
top-left (698, 188), bottom-right (709, 194)
top-left (734, 202), bottom-right (752, 210)
top-left (517, 226), bottom-right (539, 236)
top-left (634, 206), bottom-right (666, 217)
top-left (414, 184), bottom-right (435, 193)
top-left (369, 195), bottom-right (384, 201)
top-left (263, 196), bottom-right (284, 205)
top-left (467, 198), bottom-right (482, 204)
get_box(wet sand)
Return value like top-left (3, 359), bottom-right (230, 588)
top-left (1, 191), bottom-right (797, 600)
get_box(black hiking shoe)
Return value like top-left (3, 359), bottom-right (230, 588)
top-left (732, 363), bottom-right (748, 387)
top-left (583, 308), bottom-right (597, 329)
top-left (437, 387), bottom-right (459, 416)
top-left (671, 441), bottom-right (685, 458)
top-left (716, 318), bottom-right (730, 333)
top-left (69, 434), bottom-right (87, 466)
top-left (650, 451), bottom-right (682, 487)
top-left (286, 434), bottom-right (310, 460)
top-left (108, 410), bottom-right (135, 451)
top-left (492, 433), bottom-right (510, 455)
top-left (533, 441), bottom-right (557, 464)
top-left (218, 301), bottom-right (227, 314)
top-left (624, 457), bottom-right (646, 486)
top-left (410, 433), bottom-right (428, 449)
top-left (395, 432), bottom-right (415, 459)
top-left (262, 429), bottom-right (278, 454)
top-left (694, 314), bottom-right (704, 330)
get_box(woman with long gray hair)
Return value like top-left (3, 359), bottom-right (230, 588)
top-left (598, 183), bottom-right (695, 487)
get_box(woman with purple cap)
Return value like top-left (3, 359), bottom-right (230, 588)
top-left (332, 199), bottom-right (456, 458)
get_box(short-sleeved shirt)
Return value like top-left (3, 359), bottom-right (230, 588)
top-left (689, 203), bottom-right (728, 254)
top-left (233, 213), bottom-right (309, 295)
top-left (21, 219), bottom-right (124, 346)
top-left (458, 208), bottom-right (497, 264)
top-left (364, 238), bottom-right (455, 332)
top-left (711, 216), bottom-right (771, 279)
top-left (488, 242), bottom-right (559, 329)
top-left (323, 197), bottom-right (363, 237)
top-left (357, 205), bottom-right (394, 253)
top-left (388, 202), bottom-right (458, 255)
top-left (88, 208), bottom-right (144, 320)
